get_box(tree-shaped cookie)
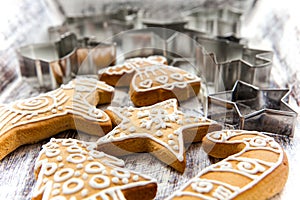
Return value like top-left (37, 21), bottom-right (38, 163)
top-left (32, 138), bottom-right (157, 200)
top-left (166, 130), bottom-right (288, 199)
top-left (130, 65), bottom-right (201, 106)
top-left (98, 55), bottom-right (167, 87)
top-left (97, 99), bottom-right (222, 173)
top-left (0, 78), bottom-right (114, 160)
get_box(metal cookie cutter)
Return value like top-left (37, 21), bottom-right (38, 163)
top-left (116, 25), bottom-right (205, 75)
top-left (182, 6), bottom-right (243, 37)
top-left (207, 80), bottom-right (298, 137)
top-left (48, 2), bottom-right (141, 43)
top-left (195, 36), bottom-right (273, 93)
top-left (18, 32), bottom-right (116, 90)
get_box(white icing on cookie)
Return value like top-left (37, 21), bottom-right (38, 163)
top-left (85, 162), bottom-right (105, 174)
top-left (99, 55), bottom-right (167, 76)
top-left (54, 168), bottom-right (74, 182)
top-left (132, 65), bottom-right (201, 92)
top-left (156, 75), bottom-right (169, 84)
top-left (32, 138), bottom-right (157, 200)
top-left (191, 179), bottom-right (213, 193)
top-left (44, 163), bottom-right (58, 176)
top-left (66, 154), bottom-right (86, 164)
top-left (97, 98), bottom-right (217, 166)
top-left (89, 175), bottom-right (110, 189)
top-left (62, 178), bottom-right (84, 194)
top-left (166, 130), bottom-right (285, 200)
top-left (139, 79), bottom-right (153, 88)
top-left (0, 78), bottom-right (113, 146)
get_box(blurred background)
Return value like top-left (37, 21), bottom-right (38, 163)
top-left (0, 0), bottom-right (299, 104)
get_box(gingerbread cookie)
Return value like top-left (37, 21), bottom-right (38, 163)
top-left (0, 78), bottom-right (114, 161)
top-left (130, 65), bottom-right (201, 106)
top-left (98, 55), bottom-right (167, 87)
top-left (97, 99), bottom-right (222, 173)
top-left (32, 138), bottom-right (157, 200)
top-left (166, 130), bottom-right (289, 199)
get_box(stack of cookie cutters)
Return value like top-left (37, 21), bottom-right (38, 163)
top-left (195, 36), bottom-right (273, 93)
top-left (48, 2), bottom-right (142, 43)
top-left (182, 6), bottom-right (243, 38)
top-left (121, 20), bottom-right (206, 70)
top-left (207, 80), bottom-right (298, 137)
top-left (45, 3), bottom-right (248, 76)
top-left (18, 32), bottom-right (116, 90)
top-left (127, 17), bottom-right (297, 137)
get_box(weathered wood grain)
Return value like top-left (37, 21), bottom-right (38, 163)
top-left (1, 0), bottom-right (300, 199)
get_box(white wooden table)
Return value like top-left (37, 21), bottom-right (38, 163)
top-left (1, 0), bottom-right (300, 199)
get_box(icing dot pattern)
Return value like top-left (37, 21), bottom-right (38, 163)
top-left (98, 98), bottom-right (218, 169)
top-left (33, 138), bottom-right (157, 200)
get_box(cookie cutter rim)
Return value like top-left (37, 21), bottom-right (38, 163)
top-left (195, 35), bottom-right (273, 92)
top-left (207, 80), bottom-right (298, 137)
top-left (17, 32), bottom-right (116, 90)
top-left (182, 6), bottom-right (243, 37)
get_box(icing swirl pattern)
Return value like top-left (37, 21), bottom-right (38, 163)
top-left (0, 78), bottom-right (114, 160)
top-left (166, 130), bottom-right (288, 200)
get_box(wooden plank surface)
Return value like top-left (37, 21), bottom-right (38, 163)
top-left (1, 0), bottom-right (300, 199)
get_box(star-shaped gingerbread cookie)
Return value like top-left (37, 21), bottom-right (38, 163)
top-left (32, 138), bottom-right (157, 200)
top-left (0, 78), bottom-right (114, 160)
top-left (97, 99), bottom-right (222, 173)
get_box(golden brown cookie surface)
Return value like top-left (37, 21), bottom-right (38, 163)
top-left (166, 130), bottom-right (289, 200)
top-left (97, 99), bottom-right (222, 173)
top-left (130, 65), bottom-right (201, 106)
top-left (0, 78), bottom-right (114, 160)
top-left (98, 55), bottom-right (167, 87)
top-left (32, 138), bottom-right (157, 200)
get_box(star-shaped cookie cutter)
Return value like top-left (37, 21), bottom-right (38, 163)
top-left (195, 36), bottom-right (273, 93)
top-left (207, 80), bottom-right (298, 137)
top-left (18, 32), bottom-right (116, 90)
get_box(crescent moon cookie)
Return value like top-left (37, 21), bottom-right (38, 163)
top-left (98, 55), bottom-right (167, 87)
top-left (166, 130), bottom-right (289, 200)
top-left (32, 138), bottom-right (157, 200)
top-left (0, 78), bottom-right (114, 161)
top-left (130, 65), bottom-right (202, 107)
top-left (97, 99), bottom-right (222, 173)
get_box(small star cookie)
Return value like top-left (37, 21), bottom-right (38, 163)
top-left (0, 78), bottom-right (114, 160)
top-left (97, 99), bottom-right (222, 173)
top-left (98, 55), bottom-right (167, 87)
top-left (32, 138), bottom-right (157, 200)
top-left (166, 130), bottom-right (289, 199)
